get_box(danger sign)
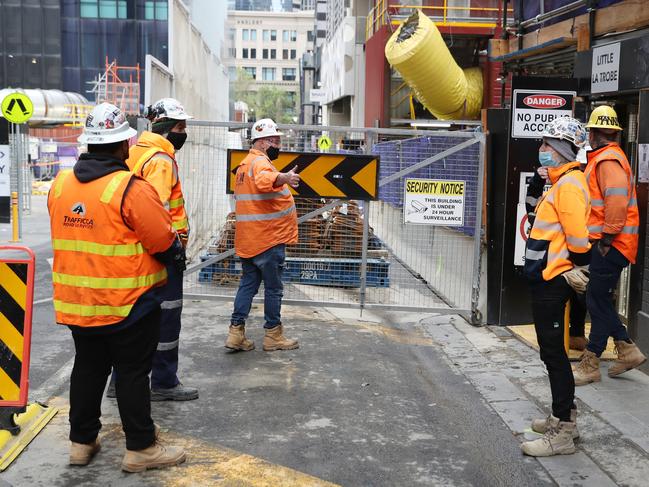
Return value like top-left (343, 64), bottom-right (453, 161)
top-left (404, 179), bottom-right (465, 226)
top-left (511, 89), bottom-right (575, 138)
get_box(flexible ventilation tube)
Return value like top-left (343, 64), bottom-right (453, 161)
top-left (385, 10), bottom-right (483, 120)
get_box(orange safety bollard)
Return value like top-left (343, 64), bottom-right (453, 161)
top-left (0, 246), bottom-right (57, 470)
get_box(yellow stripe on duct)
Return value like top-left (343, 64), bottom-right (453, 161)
top-left (385, 10), bottom-right (483, 120)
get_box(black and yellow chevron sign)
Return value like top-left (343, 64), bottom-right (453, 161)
top-left (227, 149), bottom-right (379, 200)
top-left (0, 261), bottom-right (28, 404)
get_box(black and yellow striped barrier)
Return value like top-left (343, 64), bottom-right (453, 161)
top-left (0, 246), bottom-right (57, 471)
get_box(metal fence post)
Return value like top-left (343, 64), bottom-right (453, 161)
top-left (360, 199), bottom-right (370, 312)
top-left (470, 131), bottom-right (487, 325)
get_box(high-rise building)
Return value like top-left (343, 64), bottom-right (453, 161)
top-left (228, 0), bottom-right (272, 11)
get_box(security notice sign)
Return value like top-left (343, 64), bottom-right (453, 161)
top-left (404, 179), bottom-right (464, 226)
top-left (511, 89), bottom-right (575, 138)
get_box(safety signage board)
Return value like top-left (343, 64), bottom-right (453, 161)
top-left (511, 89), bottom-right (575, 138)
top-left (317, 135), bottom-right (332, 150)
top-left (514, 172), bottom-right (550, 266)
top-left (403, 179), bottom-right (465, 226)
top-left (0, 250), bottom-right (34, 407)
top-left (591, 42), bottom-right (620, 94)
top-left (0, 145), bottom-right (9, 198)
top-left (227, 149), bottom-right (379, 200)
top-left (1, 93), bottom-right (33, 124)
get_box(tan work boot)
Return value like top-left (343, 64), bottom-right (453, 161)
top-left (572, 350), bottom-right (601, 386)
top-left (531, 409), bottom-right (579, 439)
top-left (608, 340), bottom-right (647, 377)
top-left (70, 438), bottom-right (101, 466)
top-left (569, 336), bottom-right (588, 351)
top-left (225, 324), bottom-right (255, 351)
top-left (121, 441), bottom-right (186, 473)
top-left (521, 416), bottom-right (576, 457)
top-left (263, 324), bottom-right (298, 351)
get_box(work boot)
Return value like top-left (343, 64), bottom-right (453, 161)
top-left (121, 441), bottom-right (186, 473)
top-left (572, 350), bottom-right (601, 386)
top-left (531, 409), bottom-right (579, 439)
top-left (69, 438), bottom-right (101, 466)
top-left (521, 416), bottom-right (576, 457)
top-left (569, 336), bottom-right (588, 351)
top-left (608, 340), bottom-right (647, 377)
top-left (263, 324), bottom-right (299, 351)
top-left (151, 383), bottom-right (199, 401)
top-left (225, 324), bottom-right (255, 351)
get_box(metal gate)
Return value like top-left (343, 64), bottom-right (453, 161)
top-left (180, 121), bottom-right (485, 322)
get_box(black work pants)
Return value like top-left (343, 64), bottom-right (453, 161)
top-left (530, 276), bottom-right (575, 422)
top-left (569, 290), bottom-right (587, 337)
top-left (69, 308), bottom-right (160, 451)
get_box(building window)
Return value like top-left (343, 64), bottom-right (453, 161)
top-left (316, 12), bottom-right (326, 21)
top-left (243, 67), bottom-right (256, 79)
top-left (271, 30), bottom-right (277, 41)
top-left (228, 48), bottom-right (236, 58)
top-left (81, 0), bottom-right (128, 19)
top-left (250, 30), bottom-right (257, 41)
top-left (307, 30), bottom-right (314, 42)
top-left (250, 48), bottom-right (256, 59)
top-left (263, 49), bottom-right (268, 59)
top-left (283, 30), bottom-right (290, 42)
top-left (242, 48), bottom-right (249, 59)
top-left (283, 49), bottom-right (288, 60)
top-left (145, 1), bottom-right (167, 20)
top-left (263, 30), bottom-right (270, 41)
top-left (270, 49), bottom-right (276, 59)
top-left (282, 68), bottom-right (296, 81)
top-left (290, 49), bottom-right (296, 59)
top-left (228, 28), bottom-right (235, 41)
top-left (242, 29), bottom-right (250, 41)
top-left (262, 68), bottom-right (275, 81)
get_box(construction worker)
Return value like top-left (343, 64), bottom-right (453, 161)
top-left (225, 118), bottom-right (300, 352)
top-left (48, 103), bottom-right (186, 471)
top-left (120, 97), bottom-right (198, 401)
top-left (526, 162), bottom-right (588, 351)
top-left (521, 117), bottom-right (590, 457)
top-left (573, 105), bottom-right (647, 385)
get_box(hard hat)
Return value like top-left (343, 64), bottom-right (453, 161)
top-left (146, 98), bottom-right (193, 122)
top-left (542, 116), bottom-right (587, 148)
top-left (251, 118), bottom-right (283, 140)
top-left (585, 105), bottom-right (622, 131)
top-left (78, 102), bottom-right (137, 145)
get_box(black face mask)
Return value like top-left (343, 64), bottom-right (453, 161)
top-left (167, 132), bottom-right (187, 151)
top-left (266, 145), bottom-right (280, 161)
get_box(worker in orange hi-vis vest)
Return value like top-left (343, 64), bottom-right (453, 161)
top-left (48, 103), bottom-right (186, 472)
top-left (572, 105), bottom-right (647, 386)
top-left (225, 118), bottom-right (301, 353)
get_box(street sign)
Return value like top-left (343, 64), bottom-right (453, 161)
top-left (317, 135), bottom-right (332, 150)
top-left (227, 149), bottom-right (379, 200)
top-left (511, 89), bottom-right (575, 138)
top-left (309, 89), bottom-right (327, 103)
top-left (591, 42), bottom-right (620, 94)
top-left (1, 93), bottom-right (33, 124)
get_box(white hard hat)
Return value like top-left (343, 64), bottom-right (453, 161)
top-left (78, 103), bottom-right (137, 145)
top-left (542, 116), bottom-right (587, 148)
top-left (251, 118), bottom-right (283, 140)
top-left (147, 98), bottom-right (193, 122)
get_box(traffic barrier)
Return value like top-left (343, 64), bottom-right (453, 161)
top-left (0, 246), bottom-right (57, 471)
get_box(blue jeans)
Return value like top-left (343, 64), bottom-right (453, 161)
top-left (586, 245), bottom-right (630, 356)
top-left (231, 244), bottom-right (285, 329)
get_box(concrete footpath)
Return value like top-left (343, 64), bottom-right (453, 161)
top-left (2, 197), bottom-right (649, 486)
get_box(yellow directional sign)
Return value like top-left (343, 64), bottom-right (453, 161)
top-left (227, 149), bottom-right (379, 200)
top-left (1, 93), bottom-right (33, 124)
top-left (317, 135), bottom-right (332, 150)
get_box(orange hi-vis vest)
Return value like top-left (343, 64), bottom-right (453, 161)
top-left (128, 134), bottom-right (189, 236)
top-left (584, 144), bottom-right (639, 263)
top-left (234, 149), bottom-right (298, 258)
top-left (524, 162), bottom-right (591, 282)
top-left (48, 170), bottom-right (167, 327)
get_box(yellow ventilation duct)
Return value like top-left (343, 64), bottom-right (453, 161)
top-left (385, 10), bottom-right (483, 120)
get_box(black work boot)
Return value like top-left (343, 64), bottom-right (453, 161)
top-left (151, 383), bottom-right (199, 401)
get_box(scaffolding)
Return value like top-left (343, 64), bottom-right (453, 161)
top-left (87, 58), bottom-right (141, 114)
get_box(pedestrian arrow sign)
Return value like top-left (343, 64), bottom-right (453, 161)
top-left (227, 149), bottom-right (379, 200)
top-left (1, 93), bottom-right (34, 124)
top-left (317, 135), bottom-right (332, 151)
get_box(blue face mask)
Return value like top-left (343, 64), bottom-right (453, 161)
top-left (538, 151), bottom-right (559, 167)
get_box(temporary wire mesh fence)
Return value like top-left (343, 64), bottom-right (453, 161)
top-left (180, 121), bottom-right (484, 316)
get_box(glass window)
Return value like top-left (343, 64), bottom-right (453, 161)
top-left (290, 49), bottom-right (296, 59)
top-left (250, 48), bottom-right (256, 59)
top-left (242, 48), bottom-right (249, 59)
top-left (262, 67), bottom-right (275, 81)
top-left (290, 30), bottom-right (297, 42)
top-left (250, 30), bottom-right (257, 41)
top-left (271, 30), bottom-right (277, 41)
top-left (283, 30), bottom-right (289, 42)
top-left (81, 0), bottom-right (99, 18)
top-left (270, 49), bottom-right (276, 59)
top-left (228, 28), bottom-right (235, 41)
top-left (118, 0), bottom-right (127, 18)
top-left (263, 30), bottom-right (270, 41)
top-left (283, 49), bottom-right (288, 60)
top-left (282, 68), bottom-right (296, 81)
top-left (243, 67), bottom-right (256, 79)
top-left (307, 30), bottom-right (314, 42)
top-left (242, 29), bottom-right (249, 41)
top-left (99, 0), bottom-right (117, 18)
top-left (262, 49), bottom-right (268, 59)
top-left (228, 47), bottom-right (236, 58)
top-left (145, 1), bottom-right (154, 19)
top-left (155, 1), bottom-right (168, 20)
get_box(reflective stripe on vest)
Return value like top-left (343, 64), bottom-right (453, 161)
top-left (237, 205), bottom-right (296, 222)
top-left (172, 218), bottom-right (189, 230)
top-left (52, 268), bottom-right (167, 289)
top-left (53, 300), bottom-right (132, 318)
top-left (52, 239), bottom-right (145, 256)
top-left (235, 188), bottom-right (291, 201)
top-left (53, 170), bottom-right (72, 198)
top-left (169, 196), bottom-right (184, 208)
